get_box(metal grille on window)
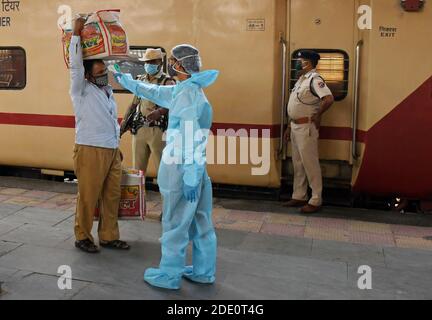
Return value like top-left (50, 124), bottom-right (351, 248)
top-left (106, 46), bottom-right (167, 93)
top-left (290, 50), bottom-right (349, 101)
top-left (0, 48), bottom-right (26, 90)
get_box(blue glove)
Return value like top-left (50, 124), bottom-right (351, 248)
top-left (183, 184), bottom-right (199, 203)
top-left (113, 72), bottom-right (123, 83)
top-left (117, 73), bottom-right (135, 92)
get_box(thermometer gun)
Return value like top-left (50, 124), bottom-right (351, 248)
top-left (108, 64), bottom-right (121, 74)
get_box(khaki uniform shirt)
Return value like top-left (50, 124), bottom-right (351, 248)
top-left (133, 73), bottom-right (169, 116)
top-left (287, 69), bottom-right (333, 120)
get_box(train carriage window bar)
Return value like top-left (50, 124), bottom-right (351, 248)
top-left (0, 47), bottom-right (26, 90)
top-left (290, 49), bottom-right (349, 101)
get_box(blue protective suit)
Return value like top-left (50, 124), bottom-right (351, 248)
top-left (118, 70), bottom-right (219, 290)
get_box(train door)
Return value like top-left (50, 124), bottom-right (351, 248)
top-left (284, 0), bottom-right (357, 188)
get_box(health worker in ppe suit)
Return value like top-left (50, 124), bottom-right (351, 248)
top-left (114, 44), bottom-right (219, 290)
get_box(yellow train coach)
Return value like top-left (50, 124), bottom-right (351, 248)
top-left (0, 0), bottom-right (431, 203)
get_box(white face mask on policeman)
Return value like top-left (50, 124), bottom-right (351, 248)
top-left (145, 63), bottom-right (161, 76)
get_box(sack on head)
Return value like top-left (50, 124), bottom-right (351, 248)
top-left (61, 9), bottom-right (130, 68)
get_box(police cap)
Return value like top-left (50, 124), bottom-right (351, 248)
top-left (297, 50), bottom-right (321, 63)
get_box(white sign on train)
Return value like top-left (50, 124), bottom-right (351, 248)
top-left (247, 19), bottom-right (265, 32)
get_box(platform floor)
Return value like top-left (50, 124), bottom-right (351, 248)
top-left (0, 177), bottom-right (432, 300)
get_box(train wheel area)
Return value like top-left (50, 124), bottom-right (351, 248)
top-left (1, 176), bottom-right (432, 299)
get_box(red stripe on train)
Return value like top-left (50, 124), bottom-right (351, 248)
top-left (353, 76), bottom-right (432, 199)
top-left (0, 112), bottom-right (365, 142)
top-left (0, 113), bottom-right (75, 128)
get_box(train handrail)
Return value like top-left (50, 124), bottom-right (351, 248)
top-left (352, 40), bottom-right (363, 160)
top-left (279, 33), bottom-right (288, 157)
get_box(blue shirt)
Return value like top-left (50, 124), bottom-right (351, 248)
top-left (69, 36), bottom-right (120, 149)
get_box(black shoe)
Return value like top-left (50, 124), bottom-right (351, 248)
top-left (283, 199), bottom-right (308, 208)
top-left (300, 204), bottom-right (322, 214)
top-left (100, 240), bottom-right (131, 250)
top-left (75, 239), bottom-right (100, 254)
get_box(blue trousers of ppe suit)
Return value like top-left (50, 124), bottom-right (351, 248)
top-left (144, 164), bottom-right (217, 290)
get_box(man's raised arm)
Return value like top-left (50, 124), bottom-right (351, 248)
top-left (69, 17), bottom-right (86, 97)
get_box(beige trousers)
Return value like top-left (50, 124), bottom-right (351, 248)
top-left (290, 123), bottom-right (323, 207)
top-left (132, 126), bottom-right (164, 173)
top-left (73, 144), bottom-right (121, 243)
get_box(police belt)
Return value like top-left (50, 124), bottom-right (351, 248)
top-left (291, 117), bottom-right (312, 125)
top-left (131, 118), bottom-right (167, 134)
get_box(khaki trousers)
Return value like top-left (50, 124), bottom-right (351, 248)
top-left (73, 144), bottom-right (121, 243)
top-left (132, 126), bottom-right (164, 173)
top-left (290, 123), bottom-right (323, 207)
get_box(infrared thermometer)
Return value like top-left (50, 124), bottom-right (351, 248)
top-left (108, 64), bottom-right (121, 74)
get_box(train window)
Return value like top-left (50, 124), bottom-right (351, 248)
top-left (106, 46), bottom-right (167, 93)
top-left (290, 49), bottom-right (349, 101)
top-left (0, 47), bottom-right (26, 90)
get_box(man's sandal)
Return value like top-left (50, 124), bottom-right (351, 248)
top-left (100, 240), bottom-right (131, 250)
top-left (75, 239), bottom-right (100, 254)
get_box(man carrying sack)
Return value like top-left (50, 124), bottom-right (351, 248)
top-left (69, 17), bottom-right (130, 253)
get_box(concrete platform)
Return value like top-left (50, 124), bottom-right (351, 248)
top-left (0, 178), bottom-right (432, 300)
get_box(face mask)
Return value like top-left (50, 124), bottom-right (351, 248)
top-left (92, 73), bottom-right (109, 87)
top-left (145, 64), bottom-right (160, 76)
top-left (295, 60), bottom-right (306, 71)
top-left (176, 54), bottom-right (200, 75)
top-left (168, 56), bottom-right (195, 78)
top-left (168, 63), bottom-right (178, 78)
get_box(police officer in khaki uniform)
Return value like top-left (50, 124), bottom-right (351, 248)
top-left (121, 48), bottom-right (175, 173)
top-left (284, 50), bottom-right (335, 214)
